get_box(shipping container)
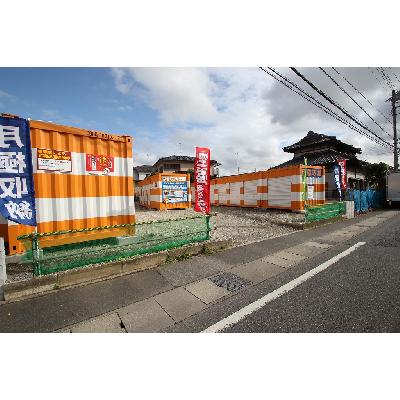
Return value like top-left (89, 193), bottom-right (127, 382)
top-left (0, 118), bottom-right (134, 255)
top-left (138, 172), bottom-right (191, 210)
top-left (210, 165), bottom-right (325, 211)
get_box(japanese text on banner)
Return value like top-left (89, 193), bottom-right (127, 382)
top-left (0, 117), bottom-right (36, 225)
top-left (194, 147), bottom-right (210, 214)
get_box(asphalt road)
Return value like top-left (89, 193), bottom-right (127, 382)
top-left (221, 213), bottom-right (400, 332)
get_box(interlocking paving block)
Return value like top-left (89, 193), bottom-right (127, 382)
top-left (185, 279), bottom-right (230, 304)
top-left (288, 244), bottom-right (322, 257)
top-left (355, 219), bottom-right (381, 227)
top-left (346, 225), bottom-right (369, 232)
top-left (318, 234), bottom-right (348, 243)
top-left (154, 287), bottom-right (206, 322)
top-left (118, 298), bottom-right (174, 333)
top-left (274, 250), bottom-right (307, 262)
top-left (157, 256), bottom-right (231, 287)
top-left (70, 313), bottom-right (124, 333)
top-left (261, 254), bottom-right (295, 268)
top-left (231, 261), bottom-right (284, 284)
top-left (304, 241), bottom-right (332, 249)
top-left (329, 230), bottom-right (358, 238)
top-left (209, 272), bottom-right (251, 292)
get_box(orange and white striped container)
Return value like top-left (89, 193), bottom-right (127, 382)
top-left (211, 172), bottom-right (267, 208)
top-left (0, 119), bottom-right (134, 255)
top-left (210, 165), bottom-right (325, 212)
top-left (138, 172), bottom-right (191, 210)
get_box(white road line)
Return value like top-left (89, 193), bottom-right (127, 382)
top-left (202, 241), bottom-right (366, 333)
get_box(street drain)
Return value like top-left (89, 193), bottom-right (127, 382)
top-left (209, 272), bottom-right (251, 292)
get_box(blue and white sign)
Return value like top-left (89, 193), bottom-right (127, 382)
top-left (0, 116), bottom-right (36, 226)
top-left (333, 165), bottom-right (342, 200)
top-left (162, 176), bottom-right (188, 204)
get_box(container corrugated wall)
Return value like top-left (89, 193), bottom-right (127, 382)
top-left (138, 173), bottom-right (191, 210)
top-left (1, 120), bottom-right (134, 255)
top-left (210, 165), bottom-right (325, 212)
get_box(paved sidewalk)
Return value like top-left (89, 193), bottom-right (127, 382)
top-left (50, 210), bottom-right (398, 333)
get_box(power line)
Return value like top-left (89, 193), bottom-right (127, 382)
top-left (331, 67), bottom-right (393, 126)
top-left (319, 67), bottom-right (392, 138)
top-left (259, 67), bottom-right (393, 150)
top-left (377, 67), bottom-right (394, 89)
top-left (290, 67), bottom-right (393, 149)
top-left (388, 67), bottom-right (400, 85)
top-left (382, 68), bottom-right (396, 89)
top-left (264, 67), bottom-right (393, 150)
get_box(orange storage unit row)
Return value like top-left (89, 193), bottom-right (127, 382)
top-left (138, 173), bottom-right (191, 210)
top-left (0, 118), bottom-right (135, 255)
top-left (211, 165), bottom-right (325, 211)
top-left (212, 171), bottom-right (268, 208)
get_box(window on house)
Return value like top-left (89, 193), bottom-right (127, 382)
top-left (163, 163), bottom-right (180, 171)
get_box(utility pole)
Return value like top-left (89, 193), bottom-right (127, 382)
top-left (389, 90), bottom-right (400, 171)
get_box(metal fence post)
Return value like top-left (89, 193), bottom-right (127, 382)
top-left (32, 233), bottom-right (41, 276)
top-left (206, 215), bottom-right (211, 240)
top-left (0, 237), bottom-right (6, 301)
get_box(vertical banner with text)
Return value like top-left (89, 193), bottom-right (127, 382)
top-left (0, 116), bottom-right (37, 226)
top-left (338, 159), bottom-right (347, 190)
top-left (194, 147), bottom-right (210, 214)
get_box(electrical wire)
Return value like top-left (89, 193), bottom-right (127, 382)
top-left (377, 67), bottom-right (394, 89)
top-left (259, 67), bottom-right (393, 151)
top-left (290, 67), bottom-right (393, 148)
top-left (319, 67), bottom-right (392, 138)
top-left (388, 67), bottom-right (400, 85)
top-left (331, 67), bottom-right (392, 126)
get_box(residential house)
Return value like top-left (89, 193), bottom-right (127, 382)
top-left (273, 131), bottom-right (366, 199)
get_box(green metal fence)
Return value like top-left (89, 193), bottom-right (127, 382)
top-left (305, 202), bottom-right (346, 223)
top-left (17, 215), bottom-right (211, 276)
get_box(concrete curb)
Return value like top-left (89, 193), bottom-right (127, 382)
top-left (271, 215), bottom-right (346, 230)
top-left (3, 239), bottom-right (233, 302)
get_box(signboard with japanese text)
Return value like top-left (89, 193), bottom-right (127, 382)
top-left (162, 176), bottom-right (188, 203)
top-left (37, 148), bottom-right (72, 173)
top-left (334, 165), bottom-right (342, 200)
top-left (306, 168), bottom-right (322, 177)
top-left (0, 116), bottom-right (36, 226)
top-left (194, 147), bottom-right (210, 214)
top-left (86, 154), bottom-right (114, 175)
top-left (338, 159), bottom-right (347, 189)
top-left (307, 185), bottom-right (314, 200)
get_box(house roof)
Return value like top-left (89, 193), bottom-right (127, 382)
top-left (133, 164), bottom-right (154, 172)
top-left (283, 131), bottom-right (362, 155)
top-left (271, 149), bottom-right (363, 169)
top-left (153, 155), bottom-right (220, 166)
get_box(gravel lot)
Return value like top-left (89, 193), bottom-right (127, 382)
top-left (136, 204), bottom-right (302, 246)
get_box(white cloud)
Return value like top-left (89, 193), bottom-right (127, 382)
top-left (112, 67), bottom-right (218, 125)
top-left (112, 67), bottom-right (398, 174)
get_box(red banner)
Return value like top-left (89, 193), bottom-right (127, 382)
top-left (338, 159), bottom-right (347, 189)
top-left (194, 147), bottom-right (211, 214)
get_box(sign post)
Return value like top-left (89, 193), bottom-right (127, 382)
top-left (0, 237), bottom-right (5, 300)
top-left (194, 147), bottom-right (211, 214)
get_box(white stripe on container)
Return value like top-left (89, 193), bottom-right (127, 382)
top-left (35, 196), bottom-right (135, 223)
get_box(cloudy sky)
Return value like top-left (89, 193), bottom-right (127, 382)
top-left (0, 67), bottom-right (398, 174)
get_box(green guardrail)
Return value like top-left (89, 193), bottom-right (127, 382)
top-left (17, 215), bottom-right (211, 276)
top-left (305, 202), bottom-right (346, 223)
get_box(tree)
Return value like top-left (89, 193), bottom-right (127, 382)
top-left (362, 162), bottom-right (391, 189)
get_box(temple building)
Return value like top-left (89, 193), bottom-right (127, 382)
top-left (273, 131), bottom-right (366, 199)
